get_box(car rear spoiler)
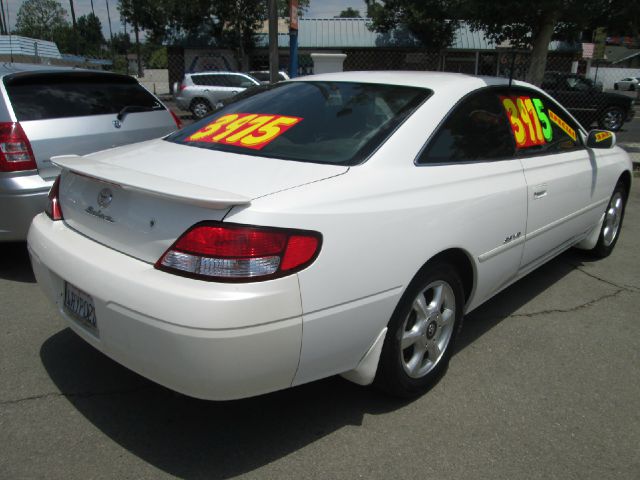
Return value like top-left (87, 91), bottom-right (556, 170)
top-left (51, 155), bottom-right (251, 209)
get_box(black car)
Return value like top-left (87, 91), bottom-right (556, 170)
top-left (541, 72), bottom-right (635, 131)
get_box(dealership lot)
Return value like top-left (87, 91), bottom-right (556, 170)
top-left (0, 179), bottom-right (638, 479)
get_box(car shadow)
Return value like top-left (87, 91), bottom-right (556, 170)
top-left (0, 242), bottom-right (35, 283)
top-left (39, 248), bottom-right (591, 479)
top-left (457, 248), bottom-right (598, 349)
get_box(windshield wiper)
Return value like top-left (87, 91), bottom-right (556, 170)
top-left (117, 105), bottom-right (158, 121)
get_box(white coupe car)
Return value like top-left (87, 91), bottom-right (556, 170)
top-left (28, 72), bottom-right (632, 400)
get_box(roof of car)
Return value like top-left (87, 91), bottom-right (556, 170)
top-left (0, 62), bottom-right (94, 77)
top-left (189, 71), bottom-right (253, 76)
top-left (290, 70), bottom-right (532, 91)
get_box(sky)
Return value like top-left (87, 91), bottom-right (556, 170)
top-left (5, 0), bottom-right (368, 38)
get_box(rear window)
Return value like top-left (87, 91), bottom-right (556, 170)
top-left (4, 72), bottom-right (165, 121)
top-left (166, 81), bottom-right (430, 165)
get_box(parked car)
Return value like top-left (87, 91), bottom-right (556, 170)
top-left (541, 72), bottom-right (635, 131)
top-left (613, 77), bottom-right (639, 91)
top-left (0, 63), bottom-right (181, 242)
top-left (248, 70), bottom-right (291, 84)
top-left (213, 83), bottom-right (277, 110)
top-left (29, 72), bottom-right (632, 401)
top-left (174, 72), bottom-right (260, 119)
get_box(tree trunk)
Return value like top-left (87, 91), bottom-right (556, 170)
top-left (525, 8), bottom-right (560, 86)
top-left (134, 20), bottom-right (143, 77)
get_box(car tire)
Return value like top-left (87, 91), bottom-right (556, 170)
top-left (374, 262), bottom-right (464, 398)
top-left (614, 83), bottom-right (619, 90)
top-left (598, 106), bottom-right (625, 131)
top-left (190, 99), bottom-right (212, 119)
top-left (631, 84), bottom-right (636, 91)
top-left (590, 182), bottom-right (628, 258)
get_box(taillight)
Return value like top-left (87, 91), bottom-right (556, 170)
top-left (179, 82), bottom-right (187, 91)
top-left (45, 175), bottom-right (63, 221)
top-left (169, 110), bottom-right (183, 129)
top-left (156, 223), bottom-right (321, 281)
top-left (0, 122), bottom-right (37, 172)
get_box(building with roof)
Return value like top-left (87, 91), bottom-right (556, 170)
top-left (0, 35), bottom-right (62, 61)
top-left (167, 17), bottom-right (580, 92)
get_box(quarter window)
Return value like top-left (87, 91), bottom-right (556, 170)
top-left (418, 90), bottom-right (515, 164)
top-left (498, 88), bottom-right (582, 154)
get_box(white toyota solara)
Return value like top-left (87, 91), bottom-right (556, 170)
top-left (28, 72), bottom-right (632, 400)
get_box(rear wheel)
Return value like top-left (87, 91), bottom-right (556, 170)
top-left (590, 182), bottom-right (627, 258)
top-left (598, 106), bottom-right (624, 131)
top-left (614, 83), bottom-right (619, 90)
top-left (190, 98), bottom-right (212, 119)
top-left (375, 262), bottom-right (464, 398)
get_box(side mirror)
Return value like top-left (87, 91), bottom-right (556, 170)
top-left (586, 129), bottom-right (616, 149)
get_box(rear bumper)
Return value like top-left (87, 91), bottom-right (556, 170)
top-left (0, 172), bottom-right (53, 241)
top-left (28, 214), bottom-right (304, 400)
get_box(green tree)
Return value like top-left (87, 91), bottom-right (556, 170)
top-left (146, 46), bottom-right (168, 69)
top-left (365, 0), bottom-right (460, 51)
top-left (15, 0), bottom-right (68, 41)
top-left (77, 13), bottom-right (105, 56)
top-left (109, 32), bottom-right (132, 55)
top-left (336, 7), bottom-right (361, 18)
top-left (462, 0), bottom-right (611, 85)
top-left (605, 0), bottom-right (640, 38)
top-left (51, 24), bottom-right (75, 53)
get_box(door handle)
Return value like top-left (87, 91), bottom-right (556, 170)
top-left (533, 185), bottom-right (548, 199)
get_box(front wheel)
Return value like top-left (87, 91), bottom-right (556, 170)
top-left (375, 262), bottom-right (464, 398)
top-left (590, 182), bottom-right (627, 258)
top-left (598, 106), bottom-right (625, 131)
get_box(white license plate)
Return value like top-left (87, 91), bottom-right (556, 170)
top-left (64, 282), bottom-right (98, 333)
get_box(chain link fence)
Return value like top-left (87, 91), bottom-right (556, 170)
top-left (157, 45), bottom-right (640, 168)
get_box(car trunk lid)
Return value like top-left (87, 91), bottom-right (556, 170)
top-left (54, 139), bottom-right (348, 263)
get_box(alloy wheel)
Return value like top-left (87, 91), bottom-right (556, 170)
top-left (400, 280), bottom-right (456, 379)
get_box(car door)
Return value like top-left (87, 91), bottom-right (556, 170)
top-left (416, 88), bottom-right (528, 305)
top-left (497, 87), bottom-right (601, 274)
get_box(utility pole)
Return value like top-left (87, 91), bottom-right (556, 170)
top-left (0, 0), bottom-right (8, 35)
top-left (106, 0), bottom-right (114, 66)
top-left (90, 0), bottom-right (95, 15)
top-left (289, 0), bottom-right (298, 78)
top-left (134, 19), bottom-right (142, 77)
top-left (68, 0), bottom-right (78, 54)
top-left (268, 0), bottom-right (278, 83)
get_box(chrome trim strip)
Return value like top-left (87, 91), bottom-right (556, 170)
top-left (525, 197), bottom-right (608, 242)
top-left (477, 197), bottom-right (608, 263)
top-left (478, 235), bottom-right (526, 263)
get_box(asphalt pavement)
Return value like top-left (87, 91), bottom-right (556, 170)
top-left (1, 168), bottom-right (639, 479)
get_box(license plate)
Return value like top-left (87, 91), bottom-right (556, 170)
top-left (64, 282), bottom-right (98, 333)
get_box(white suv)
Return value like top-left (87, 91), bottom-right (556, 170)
top-left (174, 72), bottom-right (260, 119)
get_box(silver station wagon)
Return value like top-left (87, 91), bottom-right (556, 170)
top-left (0, 63), bottom-right (180, 242)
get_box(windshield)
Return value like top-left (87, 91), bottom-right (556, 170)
top-left (166, 81), bottom-right (431, 165)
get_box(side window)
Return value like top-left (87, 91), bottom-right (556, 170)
top-left (207, 75), bottom-right (228, 87)
top-left (229, 75), bottom-right (257, 88)
top-left (418, 90), bottom-right (515, 164)
top-left (498, 88), bottom-right (582, 155)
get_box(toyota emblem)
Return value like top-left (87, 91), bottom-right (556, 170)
top-left (97, 188), bottom-right (113, 208)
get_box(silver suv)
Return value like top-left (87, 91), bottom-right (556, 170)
top-left (174, 72), bottom-right (260, 119)
top-left (0, 63), bottom-right (180, 242)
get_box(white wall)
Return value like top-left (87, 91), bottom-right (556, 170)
top-left (138, 69), bottom-right (170, 95)
top-left (585, 67), bottom-right (640, 90)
